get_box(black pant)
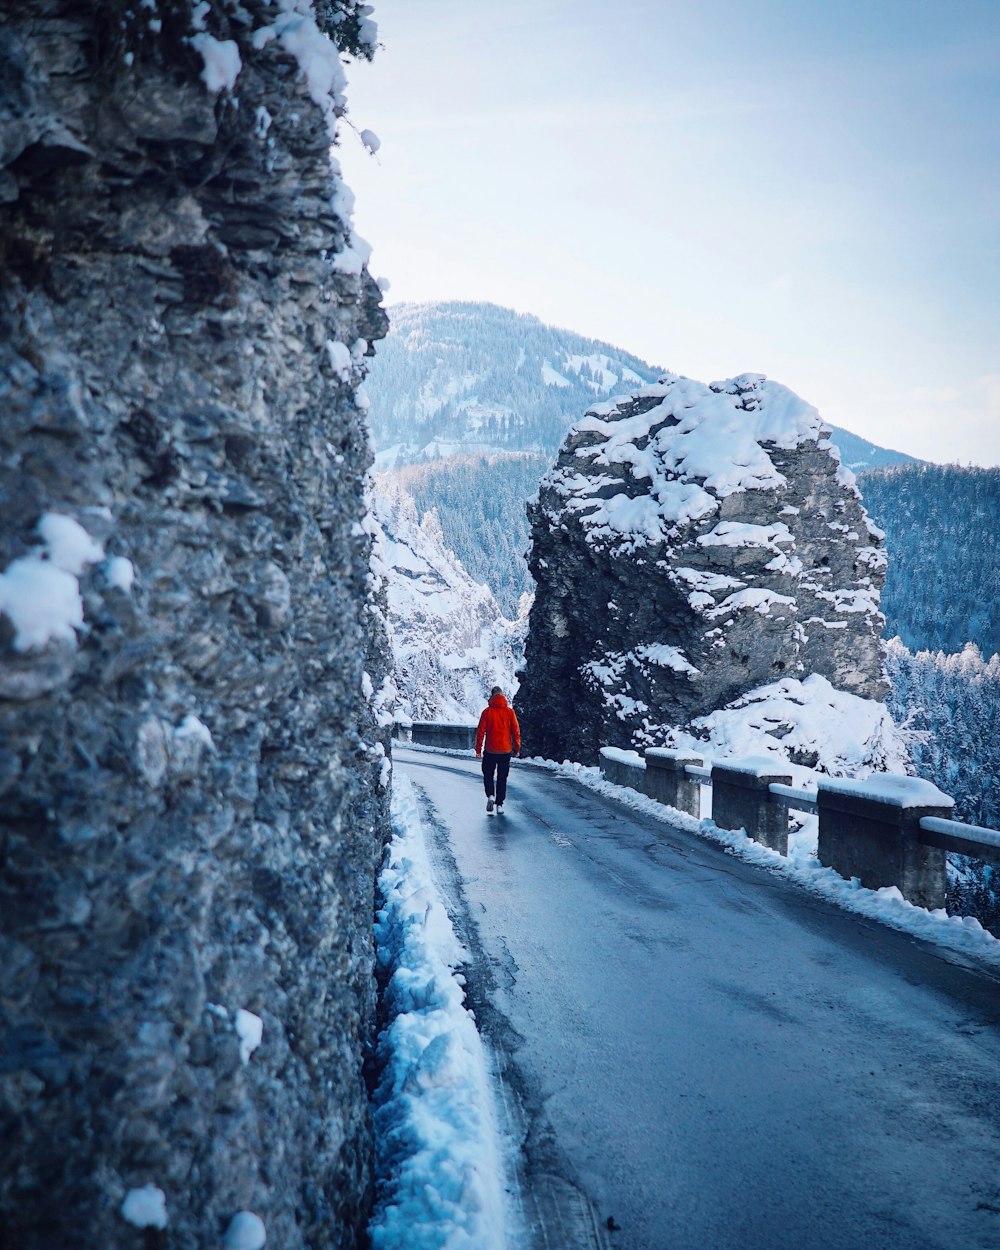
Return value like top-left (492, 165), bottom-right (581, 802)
top-left (482, 752), bottom-right (512, 804)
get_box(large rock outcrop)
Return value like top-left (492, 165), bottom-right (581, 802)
top-left (0, 4), bottom-right (390, 1248)
top-left (518, 374), bottom-right (891, 767)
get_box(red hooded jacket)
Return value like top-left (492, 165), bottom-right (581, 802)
top-left (476, 692), bottom-right (521, 755)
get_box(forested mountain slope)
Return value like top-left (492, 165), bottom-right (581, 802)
top-left (391, 453), bottom-right (546, 617)
top-left (370, 476), bottom-right (526, 721)
top-left (858, 463), bottom-right (1000, 659)
top-left (885, 640), bottom-right (1000, 930)
top-left (368, 302), bottom-right (662, 461)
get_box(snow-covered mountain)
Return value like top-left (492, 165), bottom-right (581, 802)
top-left (365, 301), bottom-right (920, 473)
top-left (367, 302), bottom-right (664, 463)
top-left (369, 476), bottom-right (527, 722)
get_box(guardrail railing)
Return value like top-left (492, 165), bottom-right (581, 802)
top-left (599, 746), bottom-right (1000, 911)
top-left (393, 721), bottom-right (477, 750)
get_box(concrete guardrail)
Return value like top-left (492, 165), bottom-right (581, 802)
top-left (599, 745), bottom-right (1000, 911)
top-left (393, 721), bottom-right (477, 751)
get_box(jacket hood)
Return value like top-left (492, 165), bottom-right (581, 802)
top-left (488, 692), bottom-right (509, 708)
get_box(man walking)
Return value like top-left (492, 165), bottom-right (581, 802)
top-left (475, 686), bottom-right (521, 814)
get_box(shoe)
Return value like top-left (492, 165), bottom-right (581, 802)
top-left (486, 797), bottom-right (495, 813)
top-left (496, 804), bottom-right (504, 814)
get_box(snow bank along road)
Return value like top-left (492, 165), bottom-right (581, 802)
top-left (393, 745), bottom-right (1000, 1250)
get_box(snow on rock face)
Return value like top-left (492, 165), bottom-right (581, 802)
top-left (235, 1008), bottom-right (264, 1065)
top-left (560, 373), bottom-right (827, 546)
top-left (671, 674), bottom-right (908, 779)
top-left (369, 475), bottom-right (526, 723)
top-left (519, 374), bottom-right (892, 767)
top-left (223, 1212), bottom-right (268, 1250)
top-left (190, 32), bottom-right (242, 94)
top-left (0, 512), bottom-right (105, 657)
top-left (121, 1184), bottom-right (168, 1230)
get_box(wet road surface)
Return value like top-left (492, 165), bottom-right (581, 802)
top-left (395, 746), bottom-right (1000, 1250)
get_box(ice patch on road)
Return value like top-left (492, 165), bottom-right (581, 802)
top-left (369, 774), bottom-right (513, 1250)
top-left (533, 758), bottom-right (1000, 972)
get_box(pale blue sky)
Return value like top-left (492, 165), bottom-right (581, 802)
top-left (340, 0), bottom-right (1000, 465)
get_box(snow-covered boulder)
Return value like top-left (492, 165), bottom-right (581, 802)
top-left (518, 373), bottom-right (896, 768)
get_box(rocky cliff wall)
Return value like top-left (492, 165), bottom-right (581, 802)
top-left (0, 4), bottom-right (390, 1248)
top-left (518, 374), bottom-right (890, 766)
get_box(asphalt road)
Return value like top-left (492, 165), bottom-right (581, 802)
top-left (395, 745), bottom-right (1000, 1250)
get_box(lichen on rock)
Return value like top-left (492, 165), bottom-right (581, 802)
top-left (518, 372), bottom-right (894, 770)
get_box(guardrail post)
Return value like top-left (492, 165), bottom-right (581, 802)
top-left (712, 760), bottom-right (792, 854)
top-left (392, 721), bottom-right (413, 743)
top-left (817, 777), bottom-right (952, 910)
top-left (599, 747), bottom-right (646, 791)
top-left (643, 749), bottom-right (703, 817)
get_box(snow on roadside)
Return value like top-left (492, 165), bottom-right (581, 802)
top-left (535, 758), bottom-right (1000, 972)
top-left (369, 774), bottom-right (511, 1250)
